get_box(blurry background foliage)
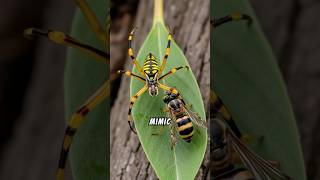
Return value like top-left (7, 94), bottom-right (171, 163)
top-left (212, 0), bottom-right (305, 179)
top-left (0, 0), bottom-right (320, 179)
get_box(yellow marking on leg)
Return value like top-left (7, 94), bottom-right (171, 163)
top-left (159, 66), bottom-right (189, 80)
top-left (23, 28), bottom-right (108, 63)
top-left (219, 106), bottom-right (232, 120)
top-left (210, 90), bottom-right (232, 120)
top-left (117, 70), bottom-right (145, 83)
top-left (127, 28), bottom-right (144, 76)
top-left (129, 84), bottom-right (148, 110)
top-left (159, 33), bottom-right (172, 75)
top-left (231, 12), bottom-right (243, 20)
top-left (158, 83), bottom-right (178, 95)
top-left (56, 81), bottom-right (108, 180)
top-left (210, 90), bottom-right (218, 104)
top-left (62, 135), bottom-right (73, 150)
top-left (128, 85), bottom-right (148, 133)
top-left (74, 0), bottom-right (108, 45)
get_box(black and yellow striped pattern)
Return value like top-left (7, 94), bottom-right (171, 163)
top-left (128, 28), bottom-right (144, 75)
top-left (211, 13), bottom-right (252, 28)
top-left (127, 84), bottom-right (148, 133)
top-left (23, 28), bottom-right (109, 63)
top-left (176, 114), bottom-right (194, 142)
top-left (210, 90), bottom-right (242, 138)
top-left (158, 33), bottom-right (172, 74)
top-left (24, 1), bottom-right (109, 180)
top-left (143, 53), bottom-right (160, 77)
top-left (56, 81), bottom-right (108, 180)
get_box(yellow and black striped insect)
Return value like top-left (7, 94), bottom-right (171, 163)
top-left (23, 0), bottom-right (108, 180)
top-left (211, 116), bottom-right (292, 180)
top-left (211, 13), bottom-right (291, 179)
top-left (163, 91), bottom-right (206, 148)
top-left (118, 28), bottom-right (189, 133)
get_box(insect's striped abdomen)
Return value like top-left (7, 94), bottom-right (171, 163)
top-left (143, 53), bottom-right (159, 76)
top-left (176, 114), bottom-right (194, 142)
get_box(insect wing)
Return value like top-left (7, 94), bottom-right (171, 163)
top-left (168, 110), bottom-right (180, 149)
top-left (226, 129), bottom-right (292, 180)
top-left (182, 104), bottom-right (206, 128)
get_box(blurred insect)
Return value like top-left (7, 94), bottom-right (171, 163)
top-left (211, 115), bottom-right (292, 180)
top-left (162, 91), bottom-right (206, 148)
top-left (23, 0), bottom-right (109, 180)
top-left (211, 14), bottom-right (291, 179)
top-left (118, 28), bottom-right (189, 133)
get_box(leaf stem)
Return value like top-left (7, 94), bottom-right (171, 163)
top-left (153, 0), bottom-right (165, 26)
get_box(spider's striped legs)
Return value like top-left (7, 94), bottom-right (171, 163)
top-left (128, 28), bottom-right (145, 76)
top-left (128, 84), bottom-right (148, 133)
top-left (212, 13), bottom-right (252, 28)
top-left (117, 70), bottom-right (146, 83)
top-left (24, 28), bottom-right (109, 63)
top-left (158, 82), bottom-right (179, 95)
top-left (74, 0), bottom-right (108, 45)
top-left (159, 65), bottom-right (189, 80)
top-left (56, 81), bottom-right (108, 180)
top-left (158, 31), bottom-right (172, 75)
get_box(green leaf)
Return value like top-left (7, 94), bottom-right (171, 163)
top-left (212, 0), bottom-right (306, 179)
top-left (65, 0), bottom-right (108, 179)
top-left (130, 0), bottom-right (207, 179)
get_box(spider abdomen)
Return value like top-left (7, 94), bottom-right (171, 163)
top-left (143, 53), bottom-right (159, 76)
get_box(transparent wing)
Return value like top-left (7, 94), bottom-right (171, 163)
top-left (181, 104), bottom-right (206, 128)
top-left (168, 110), bottom-right (179, 149)
top-left (226, 128), bottom-right (292, 180)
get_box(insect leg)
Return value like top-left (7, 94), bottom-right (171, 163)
top-left (74, 0), bottom-right (108, 44)
top-left (158, 31), bottom-right (172, 75)
top-left (56, 80), bottom-right (109, 180)
top-left (158, 82), bottom-right (179, 95)
top-left (210, 90), bottom-right (242, 138)
top-left (117, 70), bottom-right (146, 83)
top-left (212, 13), bottom-right (252, 28)
top-left (128, 84), bottom-right (148, 133)
top-left (152, 126), bottom-right (165, 136)
top-left (128, 28), bottom-right (145, 76)
top-left (24, 28), bottom-right (108, 63)
top-left (158, 65), bottom-right (189, 80)
top-left (169, 113), bottom-right (179, 150)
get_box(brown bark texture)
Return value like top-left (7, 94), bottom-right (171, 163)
top-left (110, 0), bottom-right (210, 179)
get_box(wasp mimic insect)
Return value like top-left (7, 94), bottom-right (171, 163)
top-left (211, 115), bottom-right (292, 180)
top-left (211, 13), bottom-right (291, 179)
top-left (24, 0), bottom-right (108, 180)
top-left (118, 28), bottom-right (189, 133)
top-left (162, 91), bottom-right (206, 148)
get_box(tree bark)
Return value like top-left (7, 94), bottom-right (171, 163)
top-left (110, 0), bottom-right (210, 179)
